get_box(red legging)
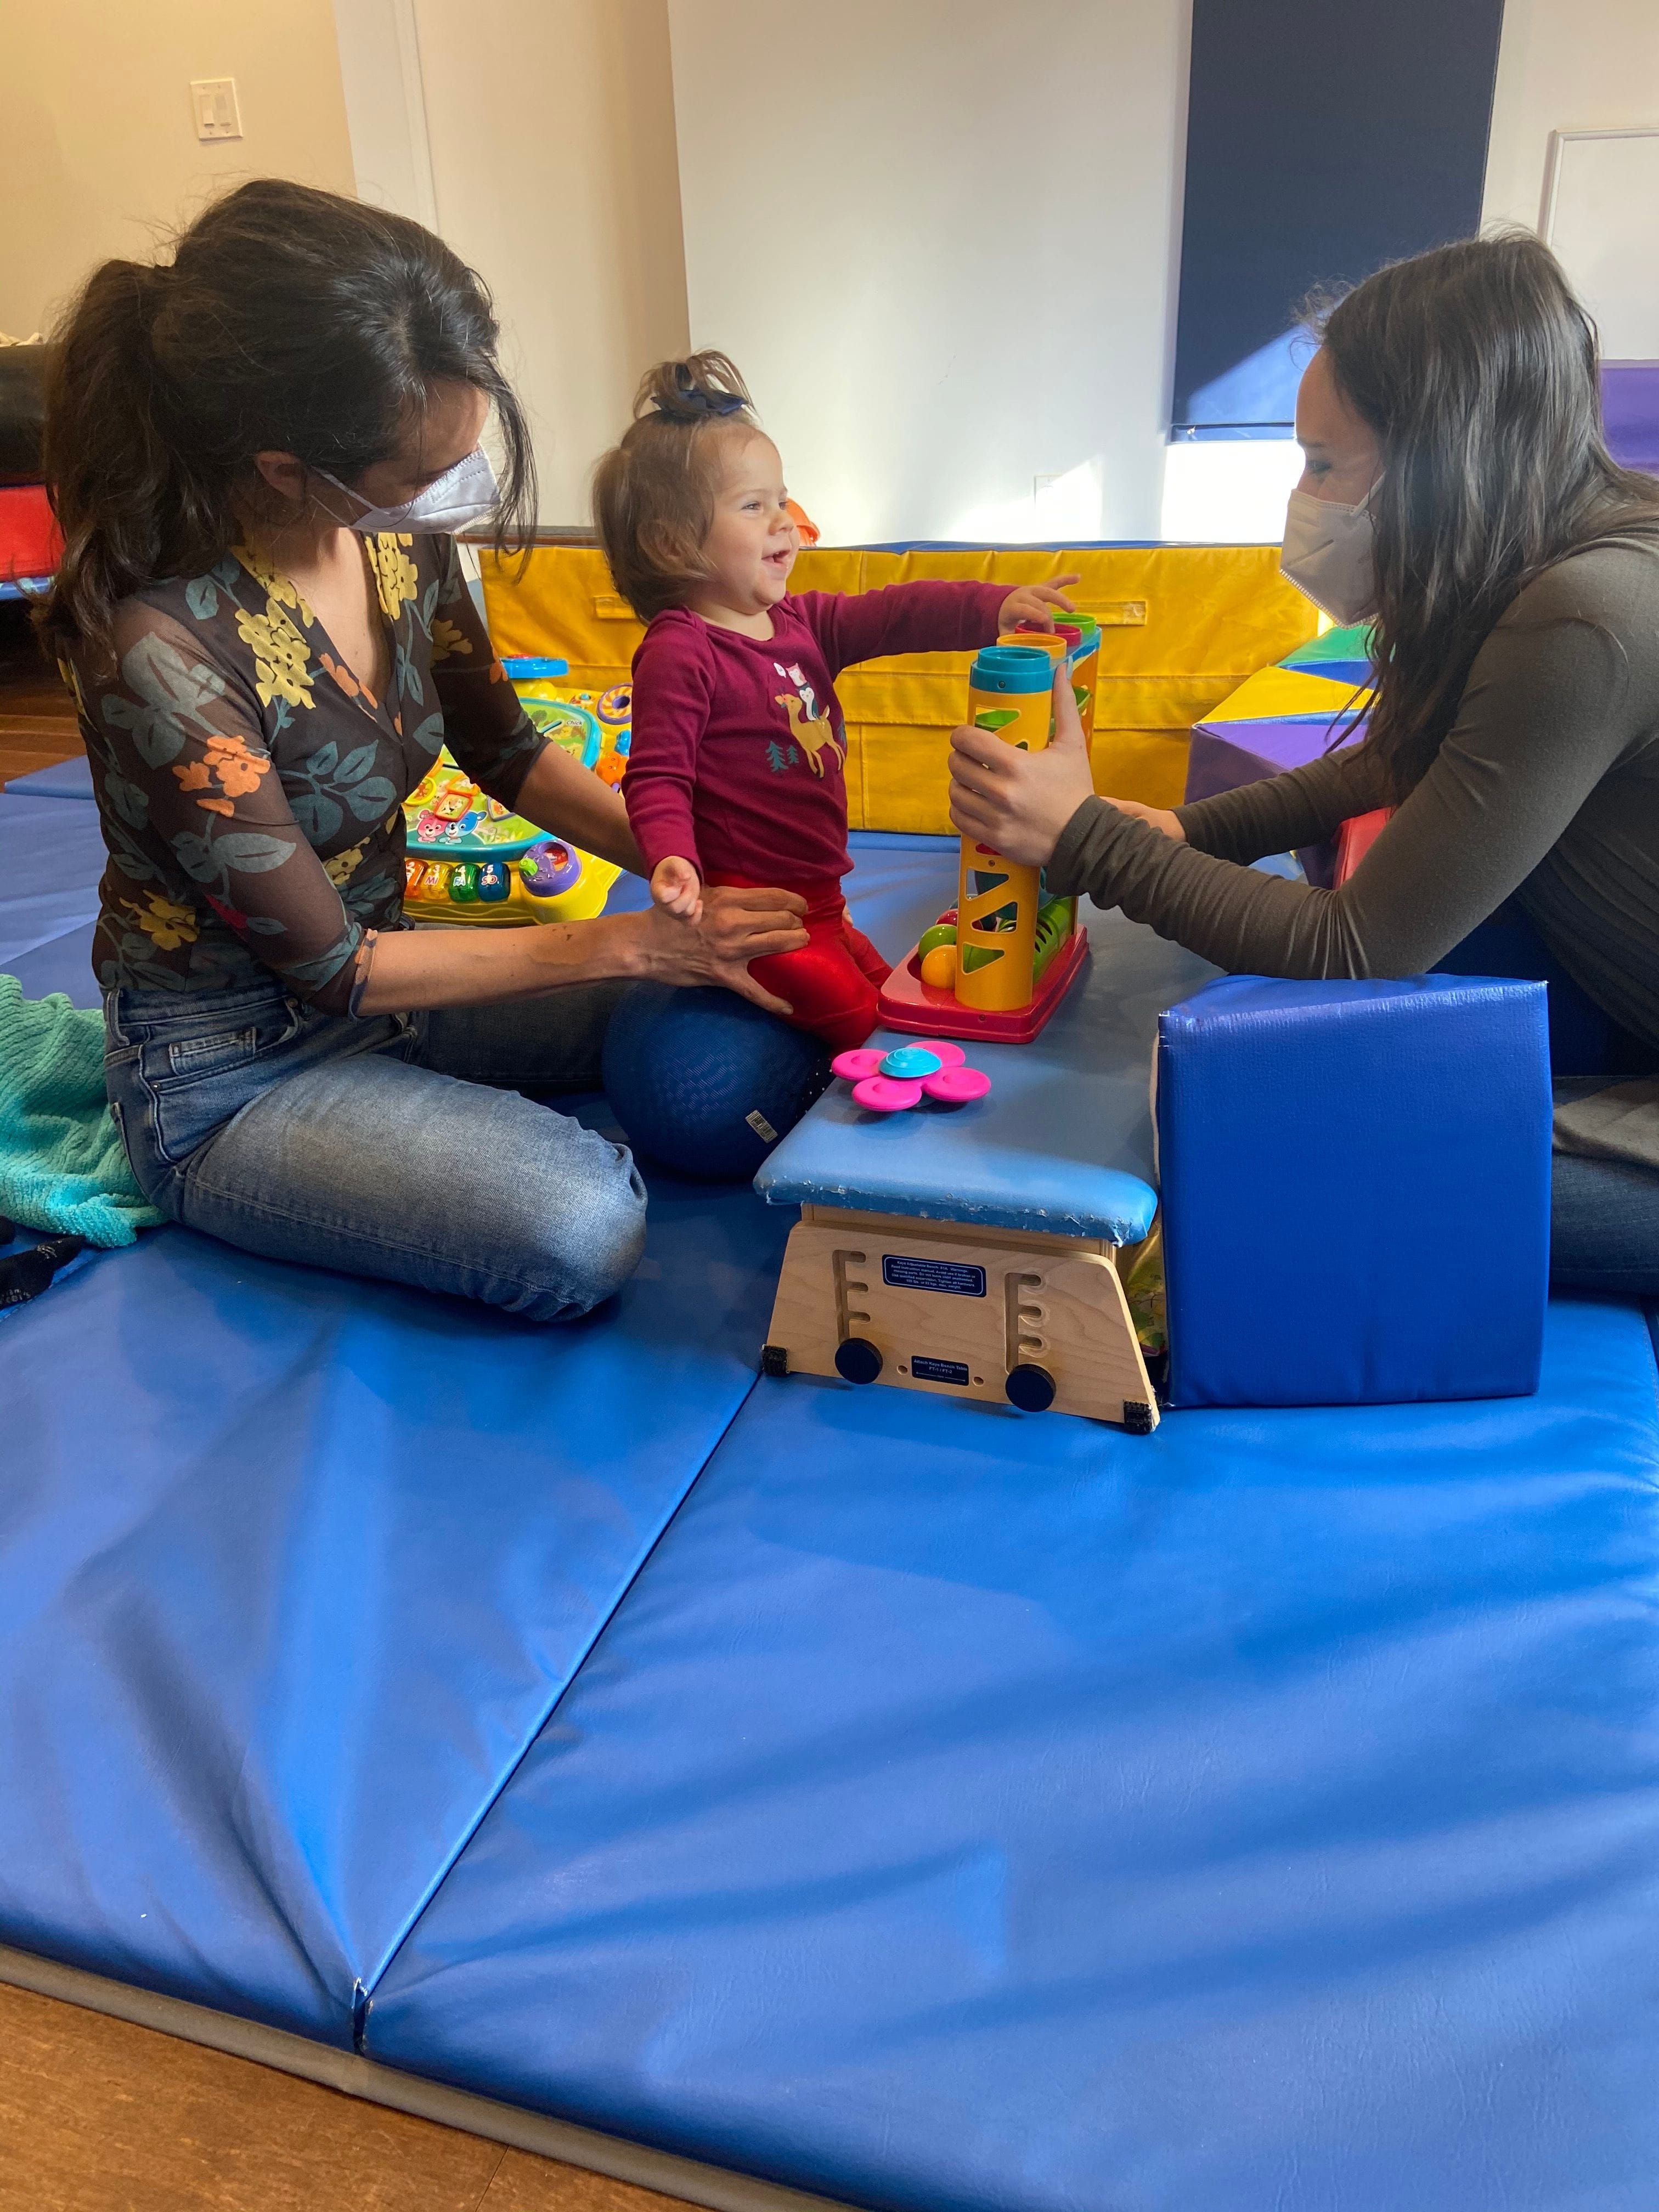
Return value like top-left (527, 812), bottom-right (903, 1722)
top-left (709, 874), bottom-right (890, 1053)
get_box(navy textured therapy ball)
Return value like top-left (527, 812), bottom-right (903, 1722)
top-left (602, 984), bottom-right (832, 1181)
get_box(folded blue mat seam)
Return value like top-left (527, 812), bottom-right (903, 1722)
top-left (354, 1362), bottom-right (768, 2044)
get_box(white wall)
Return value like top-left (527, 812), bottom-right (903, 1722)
top-left (333, 0), bottom-right (690, 523)
top-left (1481, 0), bottom-right (1659, 234)
top-left (0, 0), bottom-right (356, 338)
top-left (667, 0), bottom-right (1192, 545)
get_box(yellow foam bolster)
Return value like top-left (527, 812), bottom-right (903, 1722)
top-left (1091, 729), bottom-right (1194, 810)
top-left (1201, 663), bottom-right (1374, 725)
top-left (479, 542), bottom-right (1324, 833)
top-left (1094, 673), bottom-right (1271, 732)
top-left (857, 723), bottom-right (961, 836)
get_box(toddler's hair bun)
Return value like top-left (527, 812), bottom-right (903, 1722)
top-left (635, 350), bottom-right (753, 424)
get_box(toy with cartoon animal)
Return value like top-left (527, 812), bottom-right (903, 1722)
top-left (402, 752), bottom-right (618, 925)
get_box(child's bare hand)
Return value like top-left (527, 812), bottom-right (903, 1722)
top-left (651, 856), bottom-right (703, 921)
top-left (998, 574), bottom-right (1080, 633)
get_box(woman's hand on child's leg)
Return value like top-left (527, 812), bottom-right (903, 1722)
top-left (997, 572), bottom-right (1080, 632)
top-left (651, 856), bottom-right (704, 922)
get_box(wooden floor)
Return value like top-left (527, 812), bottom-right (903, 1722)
top-left (0, 598), bottom-right (82, 787)
top-left (0, 601), bottom-right (694, 2210)
top-left (0, 1977), bottom-right (696, 2212)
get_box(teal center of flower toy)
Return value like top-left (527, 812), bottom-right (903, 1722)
top-left (831, 1038), bottom-right (993, 1114)
top-left (878, 1045), bottom-right (941, 1079)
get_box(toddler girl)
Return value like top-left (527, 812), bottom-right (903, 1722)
top-left (593, 353), bottom-right (1076, 1050)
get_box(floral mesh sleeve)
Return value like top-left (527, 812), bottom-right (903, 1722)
top-left (425, 539), bottom-right (546, 805)
top-left (88, 603), bottom-right (369, 1014)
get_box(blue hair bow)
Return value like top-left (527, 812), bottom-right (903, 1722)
top-left (672, 365), bottom-right (747, 416)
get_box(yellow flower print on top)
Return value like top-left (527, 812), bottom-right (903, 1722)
top-left (365, 533), bottom-right (419, 622)
top-left (323, 836), bottom-right (370, 887)
top-left (173, 732), bottom-right (273, 817)
top-left (122, 892), bottom-right (199, 950)
top-left (235, 606), bottom-right (314, 712)
top-left (430, 617), bottom-right (472, 665)
top-left (232, 545), bottom-right (315, 629)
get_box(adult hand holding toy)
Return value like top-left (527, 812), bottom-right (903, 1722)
top-left (947, 663), bottom-right (1183, 866)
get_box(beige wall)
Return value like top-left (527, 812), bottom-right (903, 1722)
top-left (0, 0), bottom-right (356, 337)
top-left (1482, 0), bottom-right (1659, 229)
top-left (407, 0), bottom-right (690, 523)
top-left (666, 0), bottom-right (1192, 545)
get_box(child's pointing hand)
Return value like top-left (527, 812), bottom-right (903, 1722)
top-left (997, 573), bottom-right (1080, 633)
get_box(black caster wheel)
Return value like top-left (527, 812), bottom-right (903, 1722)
top-left (1005, 1362), bottom-right (1057, 1412)
top-left (834, 1336), bottom-right (883, 1385)
top-left (760, 1344), bottom-right (789, 1377)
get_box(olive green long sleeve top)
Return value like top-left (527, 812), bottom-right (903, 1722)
top-left (1049, 539), bottom-right (1659, 1062)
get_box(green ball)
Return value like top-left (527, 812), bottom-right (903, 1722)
top-left (918, 922), bottom-right (957, 956)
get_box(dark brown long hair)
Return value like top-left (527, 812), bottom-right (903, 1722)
top-left (592, 351), bottom-right (758, 620)
top-left (1316, 231), bottom-right (1659, 795)
top-left (37, 178), bottom-right (536, 663)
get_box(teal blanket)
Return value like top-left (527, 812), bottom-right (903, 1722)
top-left (0, 975), bottom-right (164, 1248)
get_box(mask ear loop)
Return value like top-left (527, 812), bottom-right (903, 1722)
top-left (309, 468), bottom-right (374, 531)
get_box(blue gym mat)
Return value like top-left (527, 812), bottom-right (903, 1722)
top-left (5, 753), bottom-right (95, 802)
top-left (367, 1299), bottom-right (1659, 2212)
top-left (7, 804), bottom-right (1659, 2211)
top-left (0, 832), bottom-right (954, 2048)
top-left (0, 792), bottom-right (106, 967)
top-left (7, 919), bottom-right (98, 1006)
top-left (0, 1160), bottom-right (792, 2044)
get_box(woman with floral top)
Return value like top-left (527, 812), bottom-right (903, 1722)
top-left (36, 179), bottom-right (808, 1319)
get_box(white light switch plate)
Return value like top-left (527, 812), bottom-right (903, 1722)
top-left (191, 78), bottom-right (242, 142)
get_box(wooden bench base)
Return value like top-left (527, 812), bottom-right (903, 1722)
top-left (763, 1206), bottom-right (1158, 1431)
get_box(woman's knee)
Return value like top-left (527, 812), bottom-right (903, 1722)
top-left (506, 1136), bottom-right (648, 1322)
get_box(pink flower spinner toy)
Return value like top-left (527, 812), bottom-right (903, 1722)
top-left (830, 1039), bottom-right (993, 1114)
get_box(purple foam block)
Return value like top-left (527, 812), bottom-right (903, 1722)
top-left (1602, 363), bottom-right (1659, 477)
top-left (1185, 712), bottom-right (1370, 891)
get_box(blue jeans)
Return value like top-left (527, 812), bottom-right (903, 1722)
top-left (1551, 1150), bottom-right (1659, 1299)
top-left (104, 979), bottom-right (647, 1322)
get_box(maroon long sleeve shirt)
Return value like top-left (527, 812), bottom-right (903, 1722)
top-left (624, 580), bottom-right (1009, 889)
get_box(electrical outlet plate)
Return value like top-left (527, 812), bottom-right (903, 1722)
top-left (191, 78), bottom-right (242, 142)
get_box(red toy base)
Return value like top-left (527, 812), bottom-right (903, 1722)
top-left (877, 927), bottom-right (1090, 1044)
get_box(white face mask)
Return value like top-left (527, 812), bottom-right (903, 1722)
top-left (314, 444), bottom-right (500, 536)
top-left (1280, 484), bottom-right (1378, 625)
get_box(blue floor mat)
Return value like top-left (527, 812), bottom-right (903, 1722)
top-left (0, 793), bottom-right (106, 967)
top-left (5, 754), bottom-right (95, 802)
top-left (7, 919), bottom-right (97, 1006)
top-left (0, 835), bottom-right (950, 2046)
top-left (0, 1169), bottom-right (791, 2045)
top-left (366, 1299), bottom-right (1659, 2212)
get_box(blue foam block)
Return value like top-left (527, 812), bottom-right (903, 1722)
top-left (5, 754), bottom-right (95, 801)
top-left (366, 1300), bottom-right (1659, 2212)
top-left (0, 792), bottom-right (106, 967)
top-left (1159, 974), bottom-right (1552, 1407)
top-left (0, 1169), bottom-right (791, 2042)
top-left (757, 902), bottom-right (1213, 1243)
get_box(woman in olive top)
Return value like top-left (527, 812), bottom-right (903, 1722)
top-left (951, 235), bottom-right (1659, 1297)
top-left (38, 180), bottom-right (808, 1321)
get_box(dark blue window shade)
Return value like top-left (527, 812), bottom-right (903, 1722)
top-left (1171, 0), bottom-right (1506, 438)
